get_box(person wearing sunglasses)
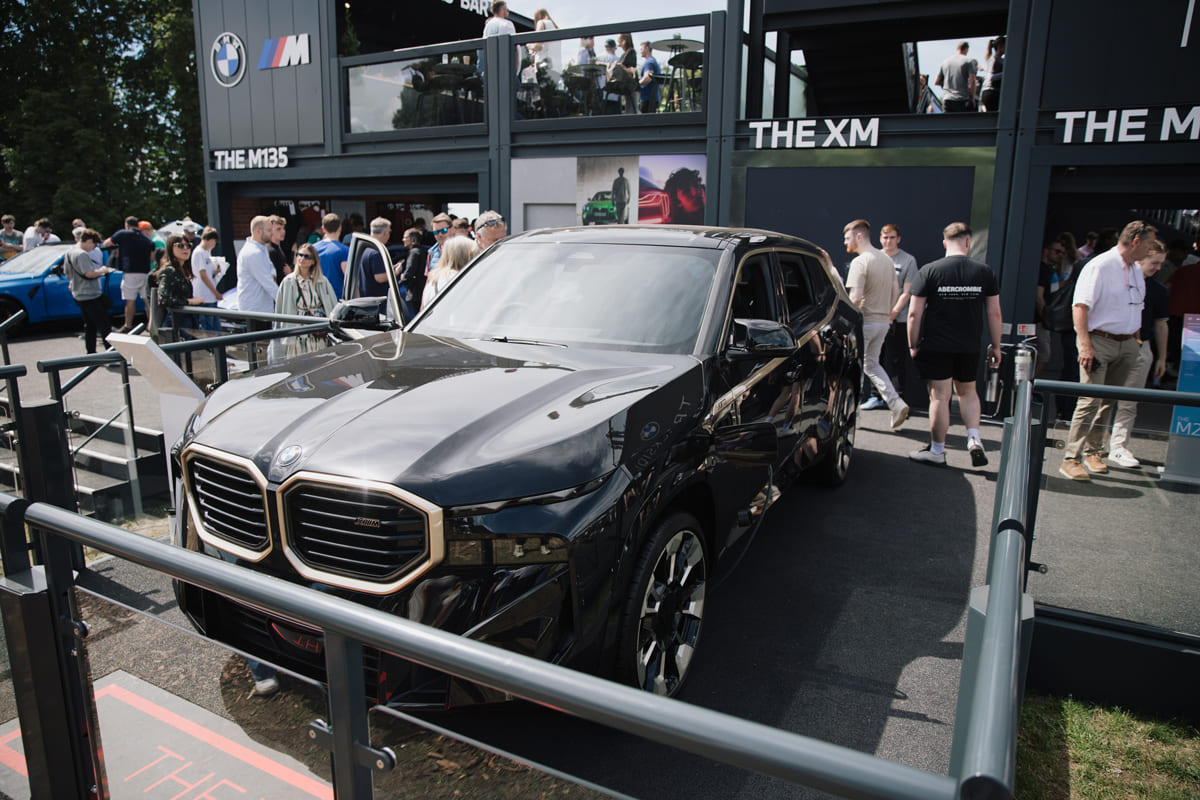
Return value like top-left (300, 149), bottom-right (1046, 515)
top-left (274, 242), bottom-right (338, 359)
top-left (425, 212), bottom-right (453, 275)
top-left (474, 210), bottom-right (506, 250)
top-left (154, 234), bottom-right (208, 336)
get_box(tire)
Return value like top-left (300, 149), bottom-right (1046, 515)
top-left (0, 299), bottom-right (26, 337)
top-left (616, 511), bottom-right (708, 698)
top-left (814, 378), bottom-right (856, 487)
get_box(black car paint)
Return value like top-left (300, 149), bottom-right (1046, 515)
top-left (174, 226), bottom-right (863, 705)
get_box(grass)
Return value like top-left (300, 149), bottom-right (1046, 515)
top-left (1017, 693), bottom-right (1200, 799)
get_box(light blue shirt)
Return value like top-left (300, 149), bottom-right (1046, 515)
top-left (236, 239), bottom-right (278, 313)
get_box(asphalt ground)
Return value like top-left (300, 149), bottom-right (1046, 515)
top-left (0, 324), bottom-right (1196, 798)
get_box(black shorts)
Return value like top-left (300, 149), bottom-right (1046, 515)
top-left (914, 350), bottom-right (980, 382)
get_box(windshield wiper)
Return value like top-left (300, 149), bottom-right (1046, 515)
top-left (481, 336), bottom-right (567, 347)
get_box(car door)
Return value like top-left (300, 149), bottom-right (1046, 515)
top-left (773, 249), bottom-right (840, 467)
top-left (339, 232), bottom-right (411, 336)
top-left (40, 256), bottom-right (76, 321)
top-left (708, 251), bottom-right (795, 549)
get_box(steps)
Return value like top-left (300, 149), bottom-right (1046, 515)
top-left (0, 398), bottom-right (168, 521)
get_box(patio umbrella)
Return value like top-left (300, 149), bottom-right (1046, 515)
top-left (156, 219), bottom-right (205, 239)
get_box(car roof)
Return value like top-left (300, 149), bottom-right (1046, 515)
top-left (506, 225), bottom-right (818, 252)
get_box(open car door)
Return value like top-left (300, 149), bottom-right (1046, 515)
top-left (331, 232), bottom-right (413, 339)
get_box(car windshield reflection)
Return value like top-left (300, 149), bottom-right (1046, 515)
top-left (413, 242), bottom-right (719, 354)
top-left (0, 245), bottom-right (70, 276)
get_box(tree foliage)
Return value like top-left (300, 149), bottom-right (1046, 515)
top-left (0, 0), bottom-right (203, 237)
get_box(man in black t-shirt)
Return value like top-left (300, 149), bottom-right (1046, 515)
top-left (104, 215), bottom-right (156, 332)
top-left (907, 222), bottom-right (1003, 467)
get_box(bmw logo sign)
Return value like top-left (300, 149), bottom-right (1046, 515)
top-left (640, 422), bottom-right (660, 441)
top-left (211, 32), bottom-right (246, 88)
top-left (277, 445), bottom-right (303, 467)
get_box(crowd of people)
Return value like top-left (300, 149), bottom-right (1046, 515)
top-left (841, 218), bottom-right (1002, 468)
top-left (844, 213), bottom-right (1199, 472)
top-left (926, 36), bottom-right (1005, 113)
top-left (483, 1), bottom-right (668, 117)
top-left (1034, 222), bottom-right (1199, 477)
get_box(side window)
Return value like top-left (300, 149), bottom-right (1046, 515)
top-left (802, 254), bottom-right (836, 307)
top-left (777, 253), bottom-right (816, 320)
top-left (778, 251), bottom-right (833, 333)
top-left (728, 254), bottom-right (774, 345)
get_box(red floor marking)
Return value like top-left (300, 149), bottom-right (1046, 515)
top-left (94, 684), bottom-right (332, 799)
top-left (0, 730), bottom-right (27, 777)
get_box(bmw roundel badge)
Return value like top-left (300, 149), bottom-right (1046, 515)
top-left (277, 445), bottom-right (303, 467)
top-left (640, 422), bottom-right (660, 441)
top-left (211, 32), bottom-right (247, 88)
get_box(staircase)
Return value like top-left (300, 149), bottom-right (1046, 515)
top-left (0, 399), bottom-right (168, 521)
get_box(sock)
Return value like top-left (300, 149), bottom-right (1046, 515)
top-left (930, 441), bottom-right (945, 455)
top-left (967, 428), bottom-right (980, 442)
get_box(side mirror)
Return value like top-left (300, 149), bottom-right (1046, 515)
top-left (726, 318), bottom-right (797, 360)
top-left (50, 261), bottom-right (65, 277)
top-left (328, 296), bottom-right (396, 339)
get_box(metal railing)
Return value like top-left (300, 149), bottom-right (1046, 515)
top-left (0, 494), bottom-right (958, 800)
top-left (0, 384), bottom-right (1055, 799)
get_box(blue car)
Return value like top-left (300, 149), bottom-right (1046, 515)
top-left (0, 244), bottom-right (126, 333)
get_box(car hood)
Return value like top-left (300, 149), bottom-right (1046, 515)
top-left (188, 331), bottom-right (704, 506)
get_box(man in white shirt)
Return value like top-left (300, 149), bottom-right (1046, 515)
top-left (191, 227), bottom-right (223, 332)
top-left (1059, 220), bottom-right (1157, 481)
top-left (236, 216), bottom-right (278, 317)
top-left (482, 1), bottom-right (515, 37)
top-left (23, 218), bottom-right (60, 250)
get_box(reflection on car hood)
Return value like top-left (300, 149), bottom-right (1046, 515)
top-left (190, 331), bottom-right (701, 505)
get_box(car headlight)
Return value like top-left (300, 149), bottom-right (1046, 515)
top-left (445, 535), bottom-right (569, 566)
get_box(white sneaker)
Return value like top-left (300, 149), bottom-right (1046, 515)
top-left (1108, 448), bottom-right (1140, 468)
top-left (253, 677), bottom-right (280, 696)
top-left (889, 401), bottom-right (909, 430)
top-left (909, 446), bottom-right (946, 466)
top-left (967, 438), bottom-right (988, 467)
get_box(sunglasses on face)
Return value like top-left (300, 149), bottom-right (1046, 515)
top-left (434, 227), bottom-right (450, 236)
top-left (174, 242), bottom-right (192, 249)
top-left (298, 253), bottom-right (316, 260)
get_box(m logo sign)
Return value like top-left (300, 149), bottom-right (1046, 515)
top-left (258, 34), bottom-right (310, 70)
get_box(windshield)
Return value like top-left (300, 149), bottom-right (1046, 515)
top-left (0, 245), bottom-right (70, 276)
top-left (414, 241), bottom-right (720, 354)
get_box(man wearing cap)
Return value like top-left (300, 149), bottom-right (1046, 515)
top-left (474, 211), bottom-right (506, 250)
top-left (105, 216), bottom-right (156, 332)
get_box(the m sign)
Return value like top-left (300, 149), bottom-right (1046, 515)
top-left (258, 34), bottom-right (310, 70)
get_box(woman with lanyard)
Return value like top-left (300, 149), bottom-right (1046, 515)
top-left (274, 242), bottom-right (338, 359)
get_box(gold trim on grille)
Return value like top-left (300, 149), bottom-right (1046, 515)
top-left (181, 444), bottom-right (273, 563)
top-left (276, 471), bottom-right (445, 596)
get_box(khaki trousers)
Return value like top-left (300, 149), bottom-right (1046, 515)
top-left (1064, 334), bottom-right (1140, 460)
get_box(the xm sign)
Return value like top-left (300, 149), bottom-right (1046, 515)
top-left (258, 34), bottom-right (310, 70)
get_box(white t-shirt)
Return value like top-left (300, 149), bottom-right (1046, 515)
top-left (191, 246), bottom-right (222, 303)
top-left (482, 16), bottom-right (515, 37)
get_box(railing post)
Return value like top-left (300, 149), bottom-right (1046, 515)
top-left (0, 498), bottom-right (108, 799)
top-left (18, 400), bottom-right (83, 568)
top-left (116, 361), bottom-right (143, 518)
top-left (323, 630), bottom-right (375, 798)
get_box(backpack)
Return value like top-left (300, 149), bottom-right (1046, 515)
top-left (1042, 267), bottom-right (1079, 333)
